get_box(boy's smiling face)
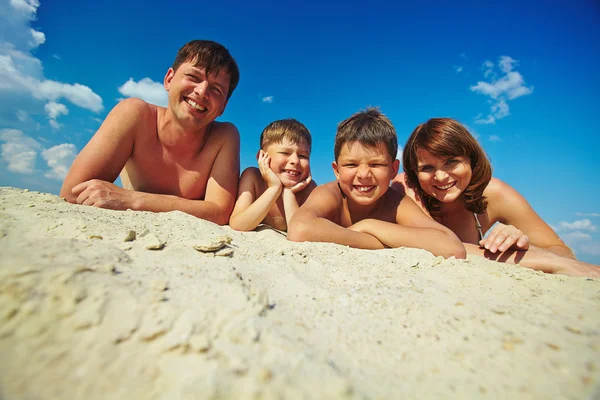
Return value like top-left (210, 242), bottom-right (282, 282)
top-left (265, 138), bottom-right (311, 187)
top-left (333, 141), bottom-right (399, 206)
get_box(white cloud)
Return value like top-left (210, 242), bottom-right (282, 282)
top-left (44, 101), bottom-right (68, 119)
top-left (454, 66), bottom-right (463, 73)
top-left (576, 212), bottom-right (600, 217)
top-left (489, 135), bottom-right (501, 142)
top-left (262, 96), bottom-right (274, 103)
top-left (555, 219), bottom-right (597, 232)
top-left (0, 0), bottom-right (103, 130)
top-left (0, 128), bottom-right (41, 173)
top-left (118, 77), bottom-right (167, 107)
top-left (561, 231), bottom-right (592, 241)
top-left (470, 56), bottom-right (533, 124)
top-left (41, 143), bottom-right (77, 180)
top-left (396, 146), bottom-right (403, 163)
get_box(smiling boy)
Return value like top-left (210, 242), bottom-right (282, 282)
top-left (229, 119), bottom-right (316, 231)
top-left (60, 40), bottom-right (240, 225)
top-left (287, 108), bottom-right (466, 258)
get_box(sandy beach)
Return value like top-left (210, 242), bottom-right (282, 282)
top-left (0, 186), bottom-right (598, 399)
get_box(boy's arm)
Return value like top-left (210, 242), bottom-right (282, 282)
top-left (287, 184), bottom-right (384, 249)
top-left (229, 167), bottom-right (281, 231)
top-left (282, 176), bottom-right (316, 226)
top-left (349, 196), bottom-right (466, 258)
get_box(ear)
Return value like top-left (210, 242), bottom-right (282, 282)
top-left (256, 149), bottom-right (262, 161)
top-left (391, 159), bottom-right (400, 177)
top-left (164, 68), bottom-right (175, 90)
top-left (332, 161), bottom-right (340, 180)
top-left (219, 98), bottom-right (229, 117)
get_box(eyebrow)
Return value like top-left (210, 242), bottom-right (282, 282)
top-left (188, 67), bottom-right (227, 92)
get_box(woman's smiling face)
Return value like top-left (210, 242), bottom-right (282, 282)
top-left (416, 149), bottom-right (472, 204)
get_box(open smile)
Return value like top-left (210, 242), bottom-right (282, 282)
top-left (434, 182), bottom-right (456, 190)
top-left (282, 169), bottom-right (301, 178)
top-left (353, 185), bottom-right (375, 193)
top-left (185, 97), bottom-right (207, 112)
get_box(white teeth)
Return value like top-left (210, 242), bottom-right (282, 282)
top-left (435, 182), bottom-right (455, 190)
top-left (284, 170), bottom-right (299, 176)
top-left (186, 98), bottom-right (206, 111)
top-left (356, 186), bottom-right (374, 192)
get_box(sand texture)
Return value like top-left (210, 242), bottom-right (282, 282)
top-left (0, 187), bottom-right (599, 399)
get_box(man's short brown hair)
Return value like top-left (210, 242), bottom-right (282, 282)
top-left (260, 119), bottom-right (312, 152)
top-left (172, 40), bottom-right (240, 100)
top-left (334, 107), bottom-right (398, 161)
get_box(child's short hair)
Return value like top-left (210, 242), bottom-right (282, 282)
top-left (402, 118), bottom-right (492, 215)
top-left (334, 107), bottom-right (398, 161)
top-left (260, 119), bottom-right (312, 152)
top-left (172, 40), bottom-right (240, 100)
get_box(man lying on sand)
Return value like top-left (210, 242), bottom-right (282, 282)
top-left (60, 40), bottom-right (240, 225)
top-left (288, 108), bottom-right (466, 259)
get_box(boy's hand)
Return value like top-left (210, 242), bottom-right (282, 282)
top-left (257, 150), bottom-right (282, 189)
top-left (288, 174), bottom-right (312, 194)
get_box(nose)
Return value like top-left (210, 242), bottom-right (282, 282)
top-left (357, 165), bottom-right (371, 179)
top-left (194, 81), bottom-right (209, 98)
top-left (288, 152), bottom-right (299, 165)
top-left (434, 169), bottom-right (448, 181)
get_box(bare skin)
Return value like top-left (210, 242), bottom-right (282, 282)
top-left (230, 140), bottom-right (316, 232)
top-left (60, 63), bottom-right (240, 225)
top-left (393, 172), bottom-right (600, 277)
top-left (288, 142), bottom-right (466, 259)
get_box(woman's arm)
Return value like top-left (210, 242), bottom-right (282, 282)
top-left (484, 178), bottom-right (575, 259)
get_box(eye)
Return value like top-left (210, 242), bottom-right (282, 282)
top-left (445, 158), bottom-right (459, 165)
top-left (278, 152), bottom-right (290, 155)
top-left (370, 163), bottom-right (387, 168)
top-left (299, 155), bottom-right (309, 160)
top-left (419, 166), bottom-right (434, 172)
top-left (343, 163), bottom-right (357, 168)
top-left (211, 86), bottom-right (223, 96)
top-left (185, 74), bottom-right (200, 82)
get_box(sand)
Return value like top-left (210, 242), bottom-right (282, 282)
top-left (0, 186), bottom-right (598, 399)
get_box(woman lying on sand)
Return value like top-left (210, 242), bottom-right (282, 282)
top-left (392, 118), bottom-right (599, 277)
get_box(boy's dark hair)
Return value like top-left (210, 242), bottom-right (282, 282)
top-left (172, 40), bottom-right (240, 100)
top-left (334, 107), bottom-right (398, 161)
top-left (260, 119), bottom-right (312, 152)
top-left (403, 118), bottom-right (493, 215)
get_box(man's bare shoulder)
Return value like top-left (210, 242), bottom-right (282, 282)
top-left (210, 121), bottom-right (240, 140)
top-left (112, 98), bottom-right (158, 119)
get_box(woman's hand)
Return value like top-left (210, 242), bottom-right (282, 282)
top-left (480, 222), bottom-right (530, 253)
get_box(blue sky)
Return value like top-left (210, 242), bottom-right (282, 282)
top-left (1, 0), bottom-right (599, 263)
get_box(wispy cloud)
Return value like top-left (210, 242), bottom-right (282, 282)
top-left (554, 218), bottom-right (597, 232)
top-left (471, 56), bottom-right (533, 124)
top-left (118, 77), bottom-right (167, 107)
top-left (0, 0), bottom-right (103, 131)
top-left (576, 212), bottom-right (600, 217)
top-left (489, 135), bottom-right (501, 142)
top-left (262, 96), bottom-right (274, 103)
top-left (41, 143), bottom-right (77, 180)
top-left (454, 66), bottom-right (463, 73)
top-left (44, 101), bottom-right (68, 130)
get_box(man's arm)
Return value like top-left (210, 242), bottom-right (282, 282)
top-left (349, 196), bottom-right (466, 258)
top-left (287, 184), bottom-right (384, 249)
top-left (60, 98), bottom-right (142, 202)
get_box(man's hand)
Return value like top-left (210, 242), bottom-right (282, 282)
top-left (72, 179), bottom-right (138, 210)
top-left (480, 222), bottom-right (530, 253)
top-left (257, 150), bottom-right (282, 189)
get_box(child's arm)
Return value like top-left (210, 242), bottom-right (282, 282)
top-left (348, 196), bottom-right (466, 258)
top-left (287, 184), bottom-right (385, 249)
top-left (481, 178), bottom-right (575, 259)
top-left (282, 175), bottom-right (316, 226)
top-left (229, 152), bottom-right (282, 231)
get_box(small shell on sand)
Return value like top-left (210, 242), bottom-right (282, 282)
top-left (193, 236), bottom-right (233, 253)
top-left (123, 230), bottom-right (136, 242)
